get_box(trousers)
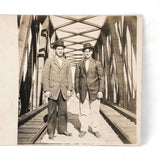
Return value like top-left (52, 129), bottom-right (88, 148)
top-left (79, 93), bottom-right (101, 132)
top-left (47, 91), bottom-right (67, 135)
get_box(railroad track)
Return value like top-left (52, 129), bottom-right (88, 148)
top-left (18, 102), bottom-right (137, 145)
top-left (100, 103), bottom-right (137, 144)
top-left (18, 104), bottom-right (48, 144)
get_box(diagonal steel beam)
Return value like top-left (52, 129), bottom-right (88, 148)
top-left (56, 15), bottom-right (96, 22)
top-left (57, 15), bottom-right (101, 28)
top-left (66, 46), bottom-right (82, 50)
top-left (80, 34), bottom-right (97, 40)
top-left (63, 40), bottom-right (81, 44)
top-left (54, 21), bottom-right (76, 30)
top-left (54, 15), bottom-right (98, 30)
top-left (63, 39), bottom-right (97, 44)
top-left (81, 20), bottom-right (101, 29)
top-left (58, 28), bottom-right (99, 35)
top-left (66, 43), bottom-right (81, 47)
top-left (60, 34), bottom-right (96, 40)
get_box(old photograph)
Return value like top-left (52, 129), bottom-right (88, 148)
top-left (3, 15), bottom-right (142, 145)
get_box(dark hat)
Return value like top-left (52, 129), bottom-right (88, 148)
top-left (82, 43), bottom-right (94, 52)
top-left (53, 40), bottom-right (65, 49)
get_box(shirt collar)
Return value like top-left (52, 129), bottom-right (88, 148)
top-left (84, 57), bottom-right (92, 62)
top-left (55, 55), bottom-right (63, 60)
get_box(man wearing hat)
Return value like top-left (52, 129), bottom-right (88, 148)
top-left (42, 40), bottom-right (73, 140)
top-left (75, 43), bottom-right (105, 138)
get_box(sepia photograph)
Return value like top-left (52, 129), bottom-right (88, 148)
top-left (0, 15), bottom-right (142, 145)
top-left (17, 15), bottom-right (142, 145)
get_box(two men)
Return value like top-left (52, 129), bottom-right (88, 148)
top-left (42, 40), bottom-right (104, 140)
top-left (75, 43), bottom-right (105, 138)
top-left (42, 40), bottom-right (73, 140)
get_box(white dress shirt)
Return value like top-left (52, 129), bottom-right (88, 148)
top-left (85, 59), bottom-right (90, 72)
top-left (56, 55), bottom-right (63, 67)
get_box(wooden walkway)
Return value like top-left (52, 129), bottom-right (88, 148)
top-left (38, 95), bottom-right (123, 145)
top-left (18, 106), bottom-right (48, 144)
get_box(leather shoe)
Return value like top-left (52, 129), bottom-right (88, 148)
top-left (62, 131), bottom-right (72, 136)
top-left (94, 131), bottom-right (101, 138)
top-left (48, 134), bottom-right (54, 140)
top-left (79, 131), bottom-right (86, 138)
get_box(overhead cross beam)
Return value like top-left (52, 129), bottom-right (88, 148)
top-left (81, 21), bottom-right (101, 29)
top-left (60, 34), bottom-right (97, 41)
top-left (54, 15), bottom-right (101, 30)
top-left (64, 49), bottom-right (83, 54)
top-left (50, 15), bottom-right (105, 66)
top-left (66, 47), bottom-right (82, 50)
top-left (54, 21), bottom-right (75, 30)
top-left (58, 28), bottom-right (99, 35)
top-left (63, 39), bottom-right (97, 45)
top-left (56, 15), bottom-right (96, 23)
top-left (50, 16), bottom-right (94, 30)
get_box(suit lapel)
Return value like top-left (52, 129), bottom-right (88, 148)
top-left (60, 57), bottom-right (66, 70)
top-left (53, 56), bottom-right (61, 69)
top-left (82, 60), bottom-right (87, 75)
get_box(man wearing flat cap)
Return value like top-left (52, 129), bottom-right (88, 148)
top-left (75, 43), bottom-right (105, 138)
top-left (42, 40), bottom-right (73, 140)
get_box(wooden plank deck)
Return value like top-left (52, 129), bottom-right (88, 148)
top-left (38, 95), bottom-right (123, 145)
top-left (18, 109), bottom-right (48, 144)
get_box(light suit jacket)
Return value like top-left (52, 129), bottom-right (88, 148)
top-left (42, 56), bottom-right (73, 100)
top-left (75, 58), bottom-right (104, 103)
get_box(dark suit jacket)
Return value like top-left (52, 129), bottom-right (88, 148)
top-left (42, 56), bottom-right (73, 100)
top-left (75, 58), bottom-right (104, 103)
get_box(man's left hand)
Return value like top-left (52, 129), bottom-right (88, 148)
top-left (67, 90), bottom-right (71, 97)
top-left (97, 92), bottom-right (103, 99)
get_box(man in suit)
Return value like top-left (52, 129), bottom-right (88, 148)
top-left (75, 43), bottom-right (105, 138)
top-left (42, 40), bottom-right (73, 140)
